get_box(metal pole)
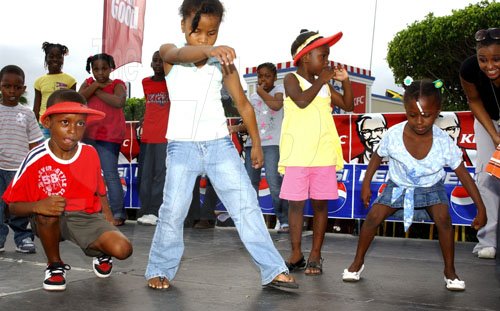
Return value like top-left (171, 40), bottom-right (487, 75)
top-left (369, 0), bottom-right (378, 72)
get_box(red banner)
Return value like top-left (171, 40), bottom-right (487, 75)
top-left (102, 0), bottom-right (146, 69)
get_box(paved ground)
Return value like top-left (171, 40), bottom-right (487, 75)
top-left (0, 222), bottom-right (499, 311)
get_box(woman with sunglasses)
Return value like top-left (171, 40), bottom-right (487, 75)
top-left (460, 27), bottom-right (500, 259)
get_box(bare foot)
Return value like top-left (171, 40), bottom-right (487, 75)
top-left (148, 276), bottom-right (170, 289)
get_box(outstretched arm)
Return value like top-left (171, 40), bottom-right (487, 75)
top-left (454, 163), bottom-right (487, 230)
top-left (223, 64), bottom-right (263, 169)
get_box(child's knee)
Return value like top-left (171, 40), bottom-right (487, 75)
top-left (35, 214), bottom-right (59, 226)
top-left (433, 212), bottom-right (451, 228)
top-left (112, 239), bottom-right (133, 260)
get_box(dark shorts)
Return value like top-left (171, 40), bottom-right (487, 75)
top-left (31, 211), bottom-right (118, 257)
top-left (373, 179), bottom-right (449, 210)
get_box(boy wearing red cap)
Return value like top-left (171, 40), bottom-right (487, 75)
top-left (2, 89), bottom-right (133, 291)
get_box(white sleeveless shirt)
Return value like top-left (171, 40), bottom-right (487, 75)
top-left (165, 57), bottom-right (229, 141)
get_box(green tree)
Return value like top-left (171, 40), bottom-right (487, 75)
top-left (124, 97), bottom-right (145, 121)
top-left (386, 0), bottom-right (500, 111)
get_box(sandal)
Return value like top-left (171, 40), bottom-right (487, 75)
top-left (266, 272), bottom-right (299, 289)
top-left (148, 276), bottom-right (170, 290)
top-left (304, 258), bottom-right (323, 276)
top-left (285, 255), bottom-right (306, 272)
top-left (342, 264), bottom-right (365, 282)
top-left (444, 277), bottom-right (465, 291)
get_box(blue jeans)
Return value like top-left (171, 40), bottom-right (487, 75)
top-left (245, 146), bottom-right (289, 226)
top-left (83, 139), bottom-right (125, 220)
top-left (0, 169), bottom-right (34, 247)
top-left (145, 137), bottom-right (288, 285)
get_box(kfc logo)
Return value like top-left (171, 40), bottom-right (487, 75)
top-left (351, 114), bottom-right (388, 164)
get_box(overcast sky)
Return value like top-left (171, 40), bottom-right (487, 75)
top-left (0, 0), bottom-right (482, 106)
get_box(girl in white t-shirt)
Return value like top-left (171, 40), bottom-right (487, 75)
top-left (342, 79), bottom-right (487, 291)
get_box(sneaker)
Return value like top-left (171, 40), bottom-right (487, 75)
top-left (477, 247), bottom-right (496, 259)
top-left (93, 255), bottom-right (113, 278)
top-left (137, 214), bottom-right (158, 226)
top-left (16, 237), bottom-right (36, 253)
top-left (0, 245), bottom-right (4, 252)
top-left (43, 262), bottom-right (71, 291)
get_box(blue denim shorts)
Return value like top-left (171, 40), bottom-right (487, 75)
top-left (373, 179), bottom-right (449, 209)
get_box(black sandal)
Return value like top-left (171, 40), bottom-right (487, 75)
top-left (304, 258), bottom-right (324, 276)
top-left (266, 273), bottom-right (299, 289)
top-left (285, 255), bottom-right (306, 272)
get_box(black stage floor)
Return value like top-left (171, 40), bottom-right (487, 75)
top-left (1, 222), bottom-right (499, 311)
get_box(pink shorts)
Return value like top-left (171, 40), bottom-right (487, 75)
top-left (280, 166), bottom-right (338, 201)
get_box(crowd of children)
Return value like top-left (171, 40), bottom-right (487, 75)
top-left (0, 0), bottom-right (497, 295)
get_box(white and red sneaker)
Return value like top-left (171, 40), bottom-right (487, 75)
top-left (43, 262), bottom-right (71, 291)
top-left (93, 255), bottom-right (113, 278)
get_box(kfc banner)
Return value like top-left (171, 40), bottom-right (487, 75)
top-left (102, 0), bottom-right (146, 69)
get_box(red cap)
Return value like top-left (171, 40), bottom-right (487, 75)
top-left (293, 32), bottom-right (343, 66)
top-left (40, 101), bottom-right (105, 123)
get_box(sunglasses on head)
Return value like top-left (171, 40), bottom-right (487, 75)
top-left (475, 28), bottom-right (500, 41)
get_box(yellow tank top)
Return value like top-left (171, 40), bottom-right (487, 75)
top-left (278, 73), bottom-right (344, 173)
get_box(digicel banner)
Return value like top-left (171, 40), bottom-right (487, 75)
top-left (102, 0), bottom-right (146, 69)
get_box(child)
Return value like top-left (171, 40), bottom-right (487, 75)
top-left (34, 42), bottom-right (76, 125)
top-left (0, 65), bottom-right (44, 253)
top-left (280, 30), bottom-right (353, 275)
top-left (342, 79), bottom-right (487, 291)
top-left (78, 53), bottom-right (127, 226)
top-left (136, 51), bottom-right (170, 226)
top-left (145, 0), bottom-right (297, 290)
top-left (2, 89), bottom-right (133, 291)
top-left (239, 62), bottom-right (290, 233)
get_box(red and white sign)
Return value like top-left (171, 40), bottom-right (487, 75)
top-left (102, 0), bottom-right (147, 69)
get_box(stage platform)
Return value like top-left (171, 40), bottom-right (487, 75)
top-left (0, 222), bottom-right (498, 311)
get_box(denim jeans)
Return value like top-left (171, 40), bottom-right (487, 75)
top-left (245, 146), bottom-right (289, 226)
top-left (137, 143), bottom-right (167, 217)
top-left (145, 137), bottom-right (288, 284)
top-left (83, 139), bottom-right (126, 220)
top-left (0, 169), bottom-right (34, 247)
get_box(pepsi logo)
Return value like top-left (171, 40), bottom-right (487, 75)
top-left (258, 177), bottom-right (270, 197)
top-left (377, 183), bottom-right (387, 197)
top-left (328, 182), bottom-right (347, 215)
top-left (449, 186), bottom-right (476, 222)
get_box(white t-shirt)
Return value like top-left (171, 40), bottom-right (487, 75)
top-left (165, 58), bottom-right (229, 141)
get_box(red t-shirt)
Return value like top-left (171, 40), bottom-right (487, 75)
top-left (2, 141), bottom-right (106, 214)
top-left (141, 77), bottom-right (170, 143)
top-left (84, 77), bottom-right (127, 144)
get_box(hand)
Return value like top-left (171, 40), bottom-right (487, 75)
top-left (318, 66), bottom-right (337, 84)
top-left (361, 185), bottom-right (372, 209)
top-left (492, 133), bottom-right (500, 147)
top-left (250, 145), bottom-right (264, 169)
top-left (209, 45), bottom-right (236, 66)
top-left (35, 195), bottom-right (66, 216)
top-left (332, 64), bottom-right (349, 82)
top-left (103, 207), bottom-right (114, 224)
top-left (471, 211), bottom-right (487, 230)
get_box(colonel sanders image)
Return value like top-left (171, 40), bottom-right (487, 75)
top-left (351, 113), bottom-right (388, 164)
top-left (434, 112), bottom-right (476, 166)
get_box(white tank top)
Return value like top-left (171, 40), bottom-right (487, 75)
top-left (165, 58), bottom-right (229, 141)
